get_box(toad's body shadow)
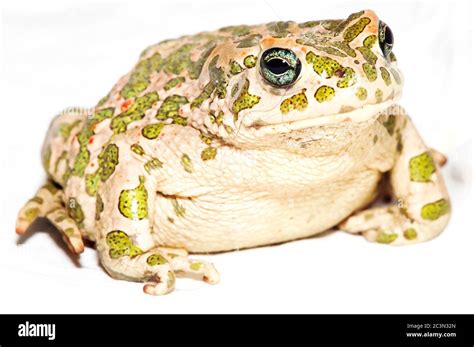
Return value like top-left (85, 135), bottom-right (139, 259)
top-left (16, 218), bottom-right (94, 268)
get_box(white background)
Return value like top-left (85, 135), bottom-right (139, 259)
top-left (0, 0), bottom-right (472, 313)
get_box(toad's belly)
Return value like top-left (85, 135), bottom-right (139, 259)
top-left (151, 168), bottom-right (381, 252)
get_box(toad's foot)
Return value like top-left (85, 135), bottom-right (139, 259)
top-left (143, 250), bottom-right (219, 295)
top-left (16, 181), bottom-right (84, 254)
top-left (339, 112), bottom-right (450, 245)
top-left (340, 206), bottom-right (443, 245)
top-left (99, 242), bottom-right (219, 296)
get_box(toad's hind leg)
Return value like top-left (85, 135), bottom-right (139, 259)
top-left (95, 151), bottom-right (219, 295)
top-left (16, 181), bottom-right (84, 254)
top-left (339, 112), bottom-right (450, 245)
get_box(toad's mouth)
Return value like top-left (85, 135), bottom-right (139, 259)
top-left (241, 94), bottom-right (401, 136)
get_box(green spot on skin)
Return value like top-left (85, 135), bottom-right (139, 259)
top-left (201, 147), bottom-right (217, 161)
top-left (362, 63), bottom-right (377, 82)
top-left (54, 151), bottom-right (68, 173)
top-left (164, 76), bottom-right (185, 91)
top-left (209, 110), bottom-right (224, 125)
top-left (230, 60), bottom-right (243, 74)
top-left (314, 45), bottom-right (347, 57)
top-left (167, 271), bottom-right (176, 288)
top-left (64, 227), bottom-right (75, 237)
top-left (243, 55), bottom-right (257, 68)
top-left (24, 208), bottom-right (40, 222)
top-left (389, 52), bottom-right (397, 62)
top-left (29, 196), bottom-right (44, 205)
top-left (375, 88), bottom-right (383, 103)
top-left (376, 231), bottom-right (398, 244)
top-left (225, 125), bottom-right (233, 134)
top-left (85, 172), bottom-right (100, 196)
top-left (131, 143), bottom-right (145, 156)
top-left (356, 46), bottom-right (377, 65)
top-left (118, 176), bottom-right (148, 221)
top-left (396, 133), bottom-right (403, 153)
top-left (382, 115), bottom-right (396, 136)
top-left (421, 199), bottom-right (450, 220)
top-left (142, 123), bottom-right (165, 139)
top-left (200, 133), bottom-right (213, 145)
top-left (343, 17), bottom-right (371, 42)
top-left (363, 34), bottom-right (376, 48)
top-left (314, 85), bottom-right (335, 103)
top-left (67, 197), bottom-right (84, 226)
top-left (146, 254), bottom-right (168, 266)
top-left (43, 182), bottom-right (60, 195)
top-left (191, 82), bottom-right (214, 110)
top-left (380, 67), bottom-right (392, 86)
top-left (191, 55), bottom-right (227, 109)
top-left (155, 95), bottom-right (188, 125)
top-left (364, 212), bottom-right (374, 220)
top-left (267, 21), bottom-right (290, 38)
top-left (219, 24), bottom-right (251, 36)
top-left (236, 34), bottom-right (262, 48)
top-left (334, 10), bottom-right (364, 34)
top-left (298, 20), bottom-right (322, 28)
top-left (120, 53), bottom-right (163, 99)
top-left (71, 148), bottom-right (90, 178)
top-left (111, 92), bottom-right (159, 134)
top-left (188, 42), bottom-right (216, 80)
top-left (97, 93), bottom-right (110, 107)
top-left (162, 44), bottom-right (195, 75)
top-left (58, 120), bottom-right (81, 140)
top-left (95, 194), bottom-right (104, 221)
top-left (209, 55), bottom-right (228, 100)
top-left (231, 83), bottom-right (239, 98)
top-left (390, 68), bottom-right (402, 84)
top-left (330, 41), bottom-right (356, 57)
top-left (306, 52), bottom-right (355, 87)
top-left (106, 230), bottom-right (143, 259)
top-left (172, 199), bottom-right (186, 217)
top-left (54, 215), bottom-right (67, 223)
top-left (181, 154), bottom-right (193, 173)
top-left (403, 228), bottom-right (417, 240)
top-left (356, 87), bottom-right (367, 100)
top-left (336, 67), bottom-right (356, 88)
top-left (280, 89), bottom-right (308, 114)
top-left (295, 34), bottom-right (326, 51)
top-left (306, 52), bottom-right (341, 78)
top-left (42, 147), bottom-right (52, 172)
top-left (98, 144), bottom-right (119, 181)
top-left (190, 262), bottom-right (203, 271)
top-left (356, 35), bottom-right (378, 65)
top-left (409, 152), bottom-right (436, 182)
top-left (232, 79), bottom-right (261, 114)
top-left (373, 135), bottom-right (378, 144)
top-left (144, 158), bottom-right (163, 173)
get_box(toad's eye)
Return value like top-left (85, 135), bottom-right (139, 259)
top-left (260, 48), bottom-right (301, 88)
top-left (378, 20), bottom-right (394, 58)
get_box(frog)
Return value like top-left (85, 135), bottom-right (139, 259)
top-left (16, 9), bottom-right (450, 295)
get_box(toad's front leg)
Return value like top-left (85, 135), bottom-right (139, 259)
top-left (95, 152), bottom-right (219, 295)
top-left (339, 111), bottom-right (450, 245)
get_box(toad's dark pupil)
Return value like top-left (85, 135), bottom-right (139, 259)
top-left (265, 58), bottom-right (290, 75)
top-left (379, 21), bottom-right (394, 58)
top-left (383, 25), bottom-right (394, 46)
